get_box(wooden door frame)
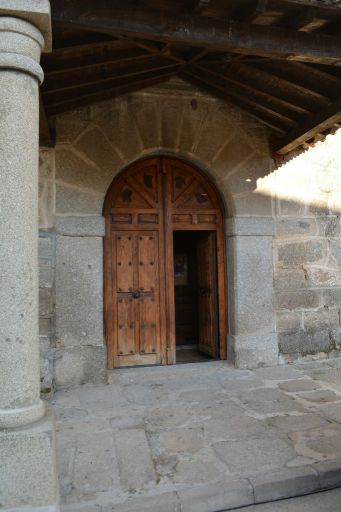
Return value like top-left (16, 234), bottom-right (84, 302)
top-left (103, 155), bottom-right (228, 367)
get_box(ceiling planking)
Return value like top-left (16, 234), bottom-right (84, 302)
top-left (41, 0), bottom-right (341, 153)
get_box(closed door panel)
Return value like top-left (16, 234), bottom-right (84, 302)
top-left (139, 293), bottom-right (160, 354)
top-left (117, 295), bottom-right (137, 356)
top-left (137, 232), bottom-right (161, 355)
top-left (115, 233), bottom-right (134, 293)
top-left (137, 233), bottom-right (159, 293)
top-left (112, 230), bottom-right (161, 366)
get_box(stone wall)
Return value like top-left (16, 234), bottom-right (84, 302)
top-left (269, 133), bottom-right (341, 362)
top-left (38, 78), bottom-right (276, 388)
top-left (38, 80), bottom-right (341, 388)
top-left (35, 82), bottom-right (340, 388)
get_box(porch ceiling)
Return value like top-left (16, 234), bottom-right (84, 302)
top-left (42, 0), bottom-right (341, 154)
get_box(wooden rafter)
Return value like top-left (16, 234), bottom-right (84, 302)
top-left (250, 59), bottom-right (341, 98)
top-left (276, 7), bottom-right (327, 32)
top-left (42, 58), bottom-right (180, 96)
top-left (44, 48), bottom-right (153, 76)
top-left (244, 62), bottom-right (330, 108)
top-left (270, 0), bottom-right (341, 13)
top-left (206, 61), bottom-right (329, 112)
top-left (235, 0), bottom-right (269, 23)
top-left (181, 70), bottom-right (287, 134)
top-left (274, 97), bottom-right (341, 153)
top-left (45, 69), bottom-right (177, 116)
top-left (45, 38), bottom-right (133, 59)
top-left (51, 7), bottom-right (341, 65)
top-left (191, 63), bottom-right (305, 122)
top-left (185, 68), bottom-right (295, 129)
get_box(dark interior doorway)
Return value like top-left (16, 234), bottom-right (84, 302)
top-left (173, 231), bottom-right (219, 363)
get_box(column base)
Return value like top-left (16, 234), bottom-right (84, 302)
top-left (0, 399), bottom-right (45, 429)
top-left (228, 333), bottom-right (279, 369)
top-left (0, 405), bottom-right (59, 511)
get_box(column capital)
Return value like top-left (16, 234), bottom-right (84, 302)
top-left (0, 0), bottom-right (52, 51)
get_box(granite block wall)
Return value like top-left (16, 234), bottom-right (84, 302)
top-left (38, 79), bottom-right (275, 388)
top-left (37, 78), bottom-right (341, 389)
top-left (270, 133), bottom-right (341, 362)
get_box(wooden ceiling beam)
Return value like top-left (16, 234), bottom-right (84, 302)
top-left (182, 70), bottom-right (288, 134)
top-left (269, 0), bottom-right (341, 15)
top-left (192, 63), bottom-right (304, 122)
top-left (235, 0), bottom-right (269, 23)
top-left (45, 70), bottom-right (176, 117)
top-left (188, 68), bottom-right (295, 129)
top-left (52, 6), bottom-right (341, 65)
top-left (213, 62), bottom-right (331, 112)
top-left (43, 59), bottom-right (180, 97)
top-left (187, 48), bottom-right (210, 64)
top-left (274, 97), bottom-right (341, 153)
top-left (251, 59), bottom-right (341, 98)
top-left (122, 37), bottom-right (186, 64)
top-left (45, 38), bottom-right (132, 59)
top-left (275, 7), bottom-right (323, 32)
top-left (44, 48), bottom-right (151, 75)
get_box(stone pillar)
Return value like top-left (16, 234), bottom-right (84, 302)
top-left (0, 2), bottom-right (58, 510)
top-left (226, 217), bottom-right (279, 368)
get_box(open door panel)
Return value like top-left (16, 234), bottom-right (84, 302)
top-left (196, 232), bottom-right (219, 358)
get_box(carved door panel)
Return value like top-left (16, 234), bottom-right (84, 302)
top-left (197, 232), bottom-right (219, 358)
top-left (112, 231), bottom-right (161, 366)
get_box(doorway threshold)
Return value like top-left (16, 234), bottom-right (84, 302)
top-left (176, 344), bottom-right (216, 364)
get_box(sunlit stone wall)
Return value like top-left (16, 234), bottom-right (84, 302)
top-left (267, 131), bottom-right (341, 362)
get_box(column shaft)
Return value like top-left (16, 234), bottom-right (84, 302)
top-left (0, 17), bottom-right (45, 428)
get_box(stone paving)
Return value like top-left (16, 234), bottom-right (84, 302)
top-left (51, 360), bottom-right (341, 512)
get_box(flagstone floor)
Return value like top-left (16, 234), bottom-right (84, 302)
top-left (51, 359), bottom-right (341, 512)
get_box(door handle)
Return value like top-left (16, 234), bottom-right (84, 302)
top-left (132, 290), bottom-right (141, 299)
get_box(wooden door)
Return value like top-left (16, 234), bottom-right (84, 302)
top-left (197, 232), bottom-right (219, 358)
top-left (104, 158), bottom-right (166, 368)
top-left (112, 231), bottom-right (161, 364)
top-left (104, 156), bottom-right (227, 368)
top-left (163, 158), bottom-right (227, 363)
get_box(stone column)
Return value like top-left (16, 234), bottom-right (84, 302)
top-left (226, 217), bottom-right (279, 368)
top-left (0, 3), bottom-right (58, 510)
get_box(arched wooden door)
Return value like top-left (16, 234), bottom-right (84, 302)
top-left (104, 157), bottom-right (227, 368)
